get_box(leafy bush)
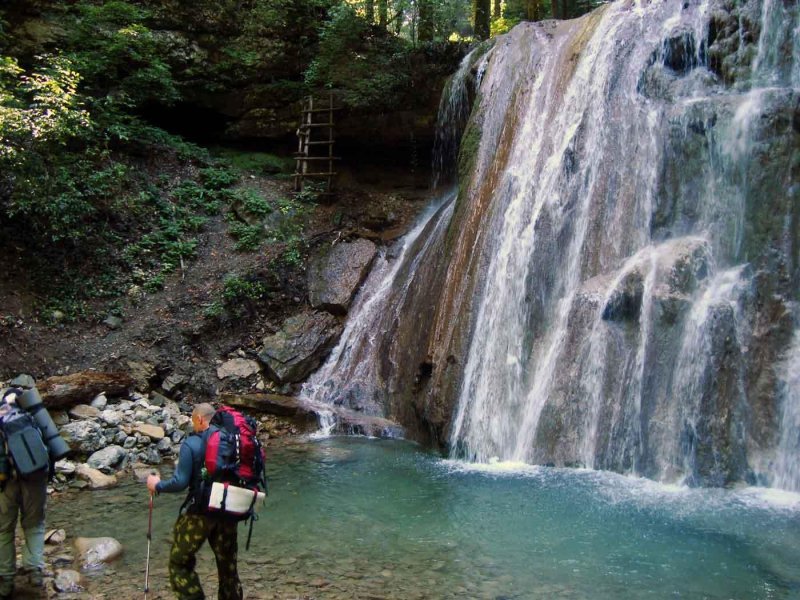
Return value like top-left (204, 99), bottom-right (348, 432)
top-left (228, 221), bottom-right (264, 252)
top-left (64, 1), bottom-right (179, 115)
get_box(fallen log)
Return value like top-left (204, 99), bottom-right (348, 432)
top-left (218, 392), bottom-right (316, 422)
top-left (39, 372), bottom-right (135, 409)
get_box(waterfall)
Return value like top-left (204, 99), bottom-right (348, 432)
top-left (773, 333), bottom-right (800, 492)
top-left (299, 191), bottom-right (456, 420)
top-left (432, 48), bottom-right (479, 188)
top-left (442, 0), bottom-right (799, 486)
top-left (298, 0), bottom-right (797, 488)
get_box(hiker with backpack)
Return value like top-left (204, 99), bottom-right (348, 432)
top-left (146, 402), bottom-right (266, 600)
top-left (0, 375), bottom-right (69, 600)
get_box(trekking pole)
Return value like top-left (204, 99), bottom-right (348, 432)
top-left (145, 491), bottom-right (154, 599)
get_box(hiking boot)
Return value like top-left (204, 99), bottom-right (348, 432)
top-left (20, 566), bottom-right (45, 587)
top-left (0, 576), bottom-right (13, 600)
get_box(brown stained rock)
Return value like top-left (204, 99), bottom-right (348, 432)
top-left (134, 423), bottom-right (165, 440)
top-left (74, 464), bottom-right (118, 490)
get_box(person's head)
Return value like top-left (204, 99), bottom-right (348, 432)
top-left (191, 403), bottom-right (215, 433)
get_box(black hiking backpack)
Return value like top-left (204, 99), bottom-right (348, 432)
top-left (0, 402), bottom-right (49, 478)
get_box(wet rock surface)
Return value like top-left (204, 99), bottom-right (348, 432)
top-left (257, 311), bottom-right (343, 384)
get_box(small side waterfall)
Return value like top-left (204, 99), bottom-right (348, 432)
top-left (299, 192), bottom-right (456, 422)
top-left (432, 48), bottom-right (480, 187)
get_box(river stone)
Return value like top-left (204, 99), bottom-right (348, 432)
top-left (257, 311), bottom-right (343, 384)
top-left (123, 436), bottom-right (137, 449)
top-left (75, 464), bottom-right (118, 489)
top-left (144, 446), bottom-right (162, 464)
top-left (90, 393), bottom-right (108, 410)
top-left (52, 410), bottom-right (69, 426)
top-left (60, 420), bottom-right (106, 453)
top-left (46, 529), bottom-right (67, 544)
top-left (134, 423), bottom-right (165, 440)
top-left (74, 537), bottom-right (123, 568)
top-left (55, 459), bottom-right (77, 475)
top-left (87, 445), bottom-right (127, 472)
top-left (68, 404), bottom-right (101, 420)
top-left (99, 409), bottom-right (124, 426)
top-left (307, 238), bottom-right (377, 314)
top-left (54, 569), bottom-right (84, 592)
top-left (216, 358), bottom-right (261, 380)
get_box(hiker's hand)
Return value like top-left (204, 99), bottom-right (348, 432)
top-left (147, 474), bottom-right (160, 494)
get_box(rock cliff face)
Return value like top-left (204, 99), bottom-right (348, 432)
top-left (305, 0), bottom-right (799, 488)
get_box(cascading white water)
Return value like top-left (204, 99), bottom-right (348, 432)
top-left (300, 191), bottom-right (456, 420)
top-left (773, 333), bottom-right (800, 491)
top-left (432, 49), bottom-right (480, 188)
top-left (664, 266), bottom-right (749, 484)
top-left (446, 0), bottom-right (798, 487)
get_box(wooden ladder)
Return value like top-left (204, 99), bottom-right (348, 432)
top-left (294, 92), bottom-right (340, 195)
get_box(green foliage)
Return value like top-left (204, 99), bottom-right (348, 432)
top-left (225, 187), bottom-right (308, 253)
top-left (0, 54), bottom-right (91, 165)
top-left (200, 166), bottom-right (238, 190)
top-left (491, 15), bottom-right (520, 36)
top-left (123, 176), bottom-right (224, 279)
top-left (228, 221), bottom-right (265, 252)
top-left (210, 147), bottom-right (294, 175)
top-left (306, 4), bottom-right (414, 110)
top-left (235, 188), bottom-right (273, 218)
top-left (64, 1), bottom-right (179, 115)
top-left (222, 275), bottom-right (268, 303)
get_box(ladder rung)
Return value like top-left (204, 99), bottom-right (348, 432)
top-left (294, 156), bottom-right (341, 160)
top-left (302, 107), bottom-right (343, 113)
top-left (306, 141), bottom-right (335, 145)
top-left (298, 123), bottom-right (334, 129)
top-left (296, 172), bottom-right (337, 177)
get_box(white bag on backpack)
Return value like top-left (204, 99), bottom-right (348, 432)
top-left (208, 481), bottom-right (266, 516)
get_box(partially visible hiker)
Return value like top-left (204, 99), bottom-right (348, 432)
top-left (0, 375), bottom-right (51, 599)
top-left (148, 402), bottom-right (266, 600)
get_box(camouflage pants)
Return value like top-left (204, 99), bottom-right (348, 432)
top-left (169, 513), bottom-right (242, 600)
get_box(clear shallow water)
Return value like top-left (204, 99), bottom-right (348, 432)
top-left (50, 437), bottom-right (800, 599)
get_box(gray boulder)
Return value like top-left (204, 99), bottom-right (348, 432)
top-left (54, 569), bottom-right (84, 593)
top-left (257, 311), bottom-right (343, 384)
top-left (307, 239), bottom-right (377, 314)
top-left (60, 421), bottom-right (105, 453)
top-left (87, 445), bottom-right (127, 473)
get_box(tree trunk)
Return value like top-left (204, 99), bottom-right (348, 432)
top-left (418, 0), bottom-right (434, 41)
top-left (365, 0), bottom-right (374, 23)
top-left (493, 0), bottom-right (502, 19)
top-left (38, 371), bottom-right (135, 409)
top-left (378, 0), bottom-right (388, 28)
top-left (473, 0), bottom-right (491, 39)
